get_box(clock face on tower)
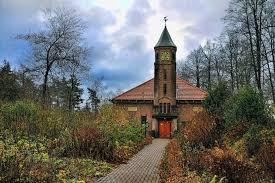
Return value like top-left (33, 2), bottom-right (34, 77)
top-left (160, 51), bottom-right (170, 61)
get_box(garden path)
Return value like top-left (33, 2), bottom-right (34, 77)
top-left (96, 139), bottom-right (169, 183)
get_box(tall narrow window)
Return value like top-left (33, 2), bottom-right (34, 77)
top-left (164, 69), bottom-right (167, 80)
top-left (163, 103), bottom-right (167, 113)
top-left (164, 84), bottom-right (167, 95)
top-left (159, 103), bottom-right (163, 113)
top-left (167, 103), bottom-right (171, 113)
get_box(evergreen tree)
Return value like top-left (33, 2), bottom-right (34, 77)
top-left (87, 88), bottom-right (100, 113)
top-left (68, 75), bottom-right (83, 111)
top-left (0, 60), bottom-right (20, 101)
top-left (17, 65), bottom-right (40, 101)
top-left (49, 76), bottom-right (83, 111)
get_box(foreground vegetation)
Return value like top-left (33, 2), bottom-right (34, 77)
top-left (0, 101), bottom-right (149, 182)
top-left (160, 83), bottom-right (275, 183)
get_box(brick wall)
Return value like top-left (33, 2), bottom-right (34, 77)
top-left (115, 102), bottom-right (204, 136)
top-left (116, 103), bottom-right (154, 130)
top-left (178, 104), bottom-right (204, 122)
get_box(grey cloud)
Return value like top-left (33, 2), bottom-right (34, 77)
top-left (159, 0), bottom-right (229, 51)
top-left (0, 0), bottom-right (230, 93)
top-left (125, 0), bottom-right (154, 28)
top-left (85, 6), bottom-right (116, 29)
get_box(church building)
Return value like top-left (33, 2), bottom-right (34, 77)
top-left (112, 25), bottom-right (207, 138)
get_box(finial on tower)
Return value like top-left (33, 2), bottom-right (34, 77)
top-left (164, 16), bottom-right (168, 26)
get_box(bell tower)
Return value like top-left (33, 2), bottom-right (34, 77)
top-left (154, 23), bottom-right (177, 111)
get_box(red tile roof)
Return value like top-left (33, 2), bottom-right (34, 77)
top-left (113, 76), bottom-right (207, 101)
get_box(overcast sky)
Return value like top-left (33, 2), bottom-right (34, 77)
top-left (0, 0), bottom-right (230, 92)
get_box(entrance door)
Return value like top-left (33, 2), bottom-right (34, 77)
top-left (159, 120), bottom-right (171, 138)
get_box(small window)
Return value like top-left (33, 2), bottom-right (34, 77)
top-left (159, 103), bottom-right (163, 113)
top-left (141, 115), bottom-right (147, 124)
top-left (164, 84), bottom-right (167, 95)
top-left (164, 69), bottom-right (167, 80)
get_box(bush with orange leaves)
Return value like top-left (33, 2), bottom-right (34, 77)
top-left (199, 146), bottom-right (271, 182)
top-left (181, 110), bottom-right (220, 148)
top-left (160, 139), bottom-right (213, 183)
top-left (65, 126), bottom-right (115, 161)
top-left (159, 139), bottom-right (185, 183)
top-left (256, 139), bottom-right (275, 176)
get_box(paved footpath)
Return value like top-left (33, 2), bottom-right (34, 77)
top-left (96, 139), bottom-right (169, 183)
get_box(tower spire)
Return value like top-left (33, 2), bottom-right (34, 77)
top-left (164, 16), bottom-right (168, 26)
top-left (154, 18), bottom-right (176, 48)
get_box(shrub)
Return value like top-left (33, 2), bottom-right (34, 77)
top-left (0, 132), bottom-right (56, 182)
top-left (96, 104), bottom-right (129, 127)
top-left (159, 139), bottom-right (185, 183)
top-left (181, 140), bottom-right (205, 172)
top-left (96, 104), bottom-right (144, 146)
top-left (182, 111), bottom-right (218, 148)
top-left (199, 147), bottom-right (268, 182)
top-left (66, 126), bottom-right (115, 161)
top-left (37, 109), bottom-right (75, 139)
top-left (243, 125), bottom-right (263, 156)
top-left (111, 119), bottom-right (144, 146)
top-left (224, 85), bottom-right (271, 127)
top-left (114, 137), bottom-right (151, 162)
top-left (242, 126), bottom-right (275, 157)
top-left (203, 81), bottom-right (231, 120)
top-left (256, 142), bottom-right (275, 175)
top-left (0, 101), bottom-right (38, 136)
top-left (0, 131), bottom-right (114, 182)
top-left (225, 122), bottom-right (250, 141)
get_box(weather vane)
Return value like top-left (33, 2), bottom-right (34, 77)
top-left (164, 16), bottom-right (168, 26)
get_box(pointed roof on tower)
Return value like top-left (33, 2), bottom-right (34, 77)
top-left (155, 26), bottom-right (177, 48)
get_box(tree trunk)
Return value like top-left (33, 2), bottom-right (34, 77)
top-left (252, 2), bottom-right (263, 90)
top-left (68, 75), bottom-right (74, 112)
top-left (245, 1), bottom-right (259, 89)
top-left (263, 40), bottom-right (275, 103)
top-left (42, 68), bottom-right (50, 107)
top-left (208, 58), bottom-right (211, 90)
top-left (195, 56), bottom-right (200, 87)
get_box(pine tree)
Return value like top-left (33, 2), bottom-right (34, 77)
top-left (68, 75), bottom-right (83, 111)
top-left (87, 88), bottom-right (100, 113)
top-left (0, 60), bottom-right (20, 101)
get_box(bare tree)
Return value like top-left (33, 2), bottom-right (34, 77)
top-left (178, 0), bottom-right (275, 102)
top-left (17, 8), bottom-right (87, 107)
top-left (178, 48), bottom-right (204, 88)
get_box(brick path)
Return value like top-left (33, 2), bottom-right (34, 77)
top-left (96, 139), bottom-right (169, 183)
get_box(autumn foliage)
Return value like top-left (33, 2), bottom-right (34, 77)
top-left (159, 139), bottom-right (185, 183)
top-left (182, 110), bottom-right (218, 147)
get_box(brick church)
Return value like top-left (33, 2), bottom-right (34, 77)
top-left (112, 25), bottom-right (207, 138)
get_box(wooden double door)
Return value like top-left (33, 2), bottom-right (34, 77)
top-left (159, 120), bottom-right (171, 138)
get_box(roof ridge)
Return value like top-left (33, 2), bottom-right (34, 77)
top-left (113, 78), bottom-right (154, 100)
